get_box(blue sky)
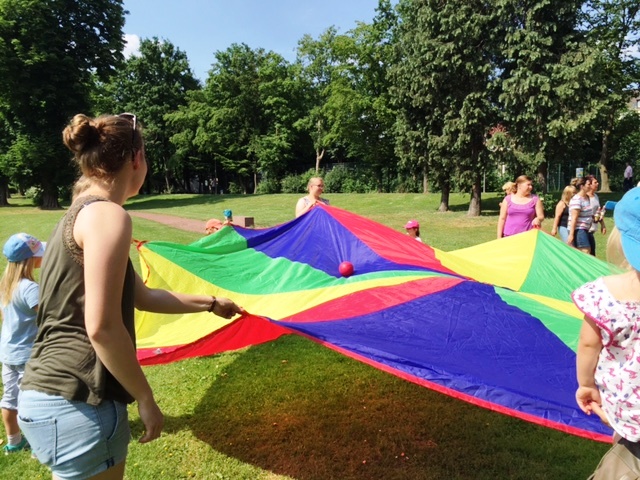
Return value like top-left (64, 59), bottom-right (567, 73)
top-left (123, 0), bottom-right (383, 82)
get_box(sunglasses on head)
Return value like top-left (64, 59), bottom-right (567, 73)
top-left (118, 112), bottom-right (137, 146)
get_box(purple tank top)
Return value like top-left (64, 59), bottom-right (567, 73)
top-left (503, 194), bottom-right (538, 237)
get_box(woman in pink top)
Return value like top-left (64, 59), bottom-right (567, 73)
top-left (497, 175), bottom-right (544, 238)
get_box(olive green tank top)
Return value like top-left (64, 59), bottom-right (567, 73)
top-left (21, 196), bottom-right (136, 405)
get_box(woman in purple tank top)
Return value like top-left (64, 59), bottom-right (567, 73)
top-left (497, 175), bottom-right (545, 238)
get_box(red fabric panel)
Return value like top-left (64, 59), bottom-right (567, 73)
top-left (283, 276), bottom-right (464, 323)
top-left (137, 314), bottom-right (291, 366)
top-left (326, 205), bottom-right (459, 275)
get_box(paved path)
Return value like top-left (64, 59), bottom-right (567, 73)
top-left (128, 211), bottom-right (205, 234)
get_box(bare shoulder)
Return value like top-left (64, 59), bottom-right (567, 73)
top-left (74, 200), bottom-right (132, 248)
top-left (76, 200), bottom-right (130, 225)
top-left (603, 272), bottom-right (640, 303)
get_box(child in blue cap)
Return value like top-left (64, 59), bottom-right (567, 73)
top-left (573, 187), bottom-right (640, 478)
top-left (0, 233), bottom-right (45, 454)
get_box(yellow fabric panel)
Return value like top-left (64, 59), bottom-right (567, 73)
top-left (136, 247), bottom-right (430, 348)
top-left (436, 230), bottom-right (537, 291)
top-left (518, 292), bottom-right (583, 320)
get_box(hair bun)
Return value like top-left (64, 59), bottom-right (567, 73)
top-left (62, 114), bottom-right (101, 154)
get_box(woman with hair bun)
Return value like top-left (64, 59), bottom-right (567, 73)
top-left (18, 113), bottom-right (244, 480)
top-left (497, 175), bottom-right (544, 238)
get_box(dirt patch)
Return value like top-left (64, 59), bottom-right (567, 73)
top-left (128, 211), bottom-right (205, 234)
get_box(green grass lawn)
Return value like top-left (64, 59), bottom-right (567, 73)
top-left (0, 192), bottom-right (618, 479)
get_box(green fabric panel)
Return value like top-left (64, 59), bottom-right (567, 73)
top-left (145, 238), bottom-right (444, 295)
top-left (520, 233), bottom-right (622, 302)
top-left (192, 227), bottom-right (249, 255)
top-left (497, 287), bottom-right (582, 352)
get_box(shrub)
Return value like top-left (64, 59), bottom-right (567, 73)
top-left (539, 193), bottom-right (559, 217)
top-left (325, 165), bottom-right (378, 193)
top-left (256, 177), bottom-right (281, 194)
top-left (281, 169), bottom-right (320, 193)
top-left (280, 173), bottom-right (306, 193)
top-left (24, 187), bottom-right (42, 205)
top-left (227, 182), bottom-right (243, 194)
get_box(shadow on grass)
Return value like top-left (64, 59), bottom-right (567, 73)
top-left (438, 194), bottom-right (502, 216)
top-left (125, 194), bottom-right (263, 211)
top-left (136, 336), bottom-right (608, 480)
top-left (126, 193), bottom-right (506, 216)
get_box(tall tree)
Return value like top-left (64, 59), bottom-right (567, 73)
top-left (495, 0), bottom-right (584, 191)
top-left (182, 44), bottom-right (303, 193)
top-left (296, 27), bottom-right (343, 173)
top-left (251, 52), bottom-right (306, 189)
top-left (0, 109), bottom-right (14, 205)
top-left (164, 89), bottom-right (212, 193)
top-left (321, 0), bottom-right (399, 191)
top-left (0, 0), bottom-right (126, 207)
top-left (99, 37), bottom-right (200, 193)
top-left (581, 0), bottom-right (640, 191)
top-left (392, 0), bottom-right (497, 214)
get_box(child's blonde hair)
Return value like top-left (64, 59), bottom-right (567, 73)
top-left (0, 257), bottom-right (37, 306)
top-left (606, 226), bottom-right (631, 271)
top-left (501, 181), bottom-right (516, 195)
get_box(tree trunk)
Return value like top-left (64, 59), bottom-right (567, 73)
top-left (253, 171), bottom-right (258, 194)
top-left (598, 121), bottom-right (612, 192)
top-left (164, 168), bottom-right (171, 193)
top-left (536, 161), bottom-right (548, 194)
top-left (315, 148), bottom-right (325, 173)
top-left (422, 165), bottom-right (429, 194)
top-left (438, 181), bottom-right (450, 212)
top-left (467, 174), bottom-right (482, 217)
top-left (40, 185), bottom-right (60, 210)
top-left (0, 177), bottom-right (9, 206)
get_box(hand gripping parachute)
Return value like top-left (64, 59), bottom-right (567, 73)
top-left (135, 204), bottom-right (616, 442)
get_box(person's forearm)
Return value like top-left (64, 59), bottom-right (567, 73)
top-left (576, 342), bottom-right (600, 388)
top-left (535, 202), bottom-right (544, 223)
top-left (89, 322), bottom-right (155, 403)
top-left (569, 213), bottom-right (577, 236)
top-left (137, 289), bottom-right (213, 314)
top-left (576, 319), bottom-right (602, 388)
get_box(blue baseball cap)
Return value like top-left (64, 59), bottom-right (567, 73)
top-left (2, 233), bottom-right (46, 262)
top-left (614, 187), bottom-right (640, 271)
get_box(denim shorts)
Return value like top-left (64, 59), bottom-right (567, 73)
top-left (18, 389), bottom-right (130, 480)
top-left (558, 226), bottom-right (569, 244)
top-left (1, 363), bottom-right (25, 410)
top-left (574, 228), bottom-right (591, 249)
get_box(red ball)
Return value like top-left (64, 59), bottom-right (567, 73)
top-left (339, 261), bottom-right (354, 277)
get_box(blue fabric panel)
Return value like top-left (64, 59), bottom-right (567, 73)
top-left (278, 281), bottom-right (612, 437)
top-left (236, 209), bottom-right (433, 277)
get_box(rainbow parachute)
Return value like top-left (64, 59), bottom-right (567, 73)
top-left (136, 205), bottom-right (616, 442)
